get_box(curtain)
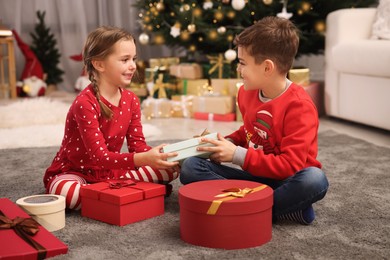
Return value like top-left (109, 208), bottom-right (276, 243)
top-left (0, 0), bottom-right (172, 91)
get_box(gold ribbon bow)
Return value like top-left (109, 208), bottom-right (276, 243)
top-left (207, 53), bottom-right (231, 79)
top-left (207, 185), bottom-right (267, 215)
top-left (152, 73), bottom-right (168, 99)
top-left (193, 128), bottom-right (210, 138)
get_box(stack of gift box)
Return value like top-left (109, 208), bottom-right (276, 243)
top-left (139, 56), bottom-right (243, 122)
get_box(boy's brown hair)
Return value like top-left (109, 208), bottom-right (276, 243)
top-left (233, 16), bottom-right (300, 75)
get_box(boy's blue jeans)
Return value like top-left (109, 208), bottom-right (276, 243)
top-left (180, 157), bottom-right (329, 217)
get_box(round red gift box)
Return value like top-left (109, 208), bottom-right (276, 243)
top-left (179, 179), bottom-right (273, 249)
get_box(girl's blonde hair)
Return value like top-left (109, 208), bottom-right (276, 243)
top-left (83, 26), bottom-right (134, 119)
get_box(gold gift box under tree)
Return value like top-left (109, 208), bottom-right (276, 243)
top-left (288, 67), bottom-right (310, 86)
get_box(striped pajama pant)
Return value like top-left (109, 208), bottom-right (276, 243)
top-left (47, 166), bottom-right (178, 210)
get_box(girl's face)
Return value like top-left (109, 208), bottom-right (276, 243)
top-left (101, 39), bottom-right (137, 87)
top-left (237, 46), bottom-right (266, 91)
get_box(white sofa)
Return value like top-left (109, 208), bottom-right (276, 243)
top-left (325, 8), bottom-right (390, 131)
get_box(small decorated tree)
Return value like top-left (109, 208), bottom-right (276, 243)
top-left (30, 10), bottom-right (64, 86)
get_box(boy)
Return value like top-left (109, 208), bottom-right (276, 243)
top-left (180, 16), bottom-right (329, 225)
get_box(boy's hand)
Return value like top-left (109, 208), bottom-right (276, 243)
top-left (197, 133), bottom-right (237, 163)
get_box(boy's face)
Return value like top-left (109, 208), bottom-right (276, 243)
top-left (237, 46), bottom-right (266, 91)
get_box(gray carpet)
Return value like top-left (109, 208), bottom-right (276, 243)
top-left (1, 130), bottom-right (389, 259)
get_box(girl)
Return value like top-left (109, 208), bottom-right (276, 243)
top-left (44, 26), bottom-right (179, 210)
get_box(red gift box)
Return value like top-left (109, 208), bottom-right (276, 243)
top-left (193, 112), bottom-right (236, 122)
top-left (80, 180), bottom-right (166, 226)
top-left (0, 198), bottom-right (68, 259)
top-left (179, 180), bottom-right (273, 249)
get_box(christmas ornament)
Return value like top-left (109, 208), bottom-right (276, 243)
top-left (203, 0), bottom-right (213, 10)
top-left (263, 0), bottom-right (273, 5)
top-left (170, 23), bottom-right (181, 38)
top-left (138, 33), bottom-right (150, 45)
top-left (231, 0), bottom-right (246, 11)
top-left (222, 0), bottom-right (230, 4)
top-left (277, 0), bottom-right (293, 19)
top-left (224, 49), bottom-right (237, 61)
top-left (217, 26), bottom-right (227, 34)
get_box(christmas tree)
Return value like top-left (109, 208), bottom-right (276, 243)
top-left (30, 11), bottom-right (64, 85)
top-left (135, 0), bottom-right (377, 58)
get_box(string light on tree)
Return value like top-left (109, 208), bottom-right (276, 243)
top-left (263, 0), bottom-right (273, 5)
top-left (155, 0), bottom-right (165, 11)
top-left (187, 24), bottom-right (196, 33)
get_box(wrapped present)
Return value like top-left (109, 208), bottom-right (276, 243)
top-left (236, 103), bottom-right (243, 122)
top-left (169, 63), bottom-right (203, 79)
top-left (288, 67), bottom-right (310, 86)
top-left (210, 78), bottom-right (243, 96)
top-left (80, 180), bottom-right (166, 226)
top-left (205, 54), bottom-right (233, 78)
top-left (142, 97), bottom-right (172, 119)
top-left (193, 112), bottom-right (235, 122)
top-left (192, 96), bottom-right (235, 114)
top-left (145, 67), bottom-right (158, 83)
top-left (162, 132), bottom-right (218, 162)
top-left (170, 95), bottom-right (194, 118)
top-left (176, 79), bottom-right (209, 95)
top-left (0, 198), bottom-right (68, 259)
top-left (149, 57), bottom-right (180, 69)
top-left (179, 180), bottom-right (273, 249)
top-left (16, 194), bottom-right (66, 232)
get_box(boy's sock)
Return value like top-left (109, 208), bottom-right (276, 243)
top-left (277, 205), bottom-right (315, 225)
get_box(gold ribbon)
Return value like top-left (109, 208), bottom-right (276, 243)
top-left (152, 73), bottom-right (167, 99)
top-left (207, 53), bottom-right (231, 79)
top-left (207, 185), bottom-right (267, 215)
top-left (193, 128), bottom-right (210, 138)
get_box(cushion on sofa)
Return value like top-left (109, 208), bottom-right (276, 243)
top-left (371, 0), bottom-right (390, 39)
top-left (332, 40), bottom-right (390, 77)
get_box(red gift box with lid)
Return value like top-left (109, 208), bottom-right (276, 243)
top-left (80, 180), bottom-right (165, 226)
top-left (179, 180), bottom-right (273, 249)
top-left (0, 198), bottom-right (68, 259)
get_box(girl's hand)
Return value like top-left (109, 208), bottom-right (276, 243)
top-left (197, 133), bottom-right (237, 163)
top-left (134, 144), bottom-right (179, 169)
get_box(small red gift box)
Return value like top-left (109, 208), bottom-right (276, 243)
top-left (179, 180), bottom-right (273, 249)
top-left (0, 198), bottom-right (68, 259)
top-left (80, 180), bottom-right (166, 226)
top-left (193, 112), bottom-right (236, 122)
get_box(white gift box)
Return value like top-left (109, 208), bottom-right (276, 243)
top-left (162, 132), bottom-right (218, 162)
top-left (16, 194), bottom-right (66, 232)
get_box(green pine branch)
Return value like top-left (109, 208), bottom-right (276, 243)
top-left (30, 10), bottom-right (64, 85)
